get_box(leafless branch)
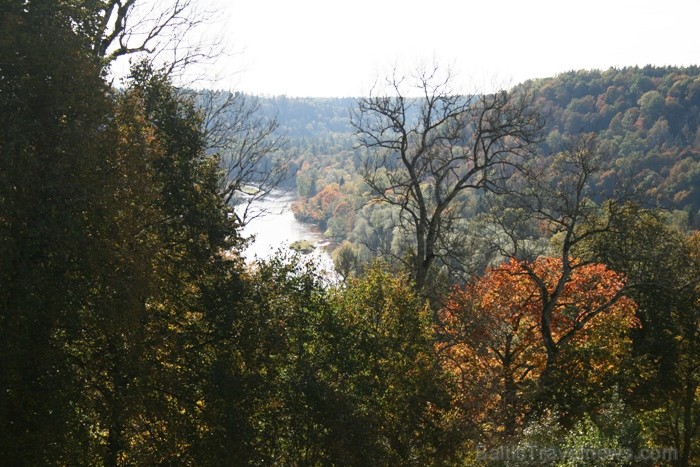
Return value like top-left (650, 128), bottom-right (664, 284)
top-left (196, 91), bottom-right (291, 225)
top-left (352, 64), bottom-right (544, 291)
top-left (90, 0), bottom-right (223, 77)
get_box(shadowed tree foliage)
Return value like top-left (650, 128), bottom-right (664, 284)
top-left (328, 262), bottom-right (464, 464)
top-left (199, 256), bottom-right (464, 466)
top-left (582, 207), bottom-right (700, 467)
top-left (87, 63), bottom-right (242, 465)
top-left (0, 2), bottom-right (117, 463)
top-left (0, 6), bottom-right (244, 458)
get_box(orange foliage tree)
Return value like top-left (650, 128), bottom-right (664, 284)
top-left (292, 182), bottom-right (343, 227)
top-left (439, 257), bottom-right (638, 440)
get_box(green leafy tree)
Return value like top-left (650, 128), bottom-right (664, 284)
top-left (582, 208), bottom-right (700, 467)
top-left (196, 254), bottom-right (336, 465)
top-left (328, 263), bottom-right (464, 464)
top-left (638, 90), bottom-right (664, 124)
top-left (332, 240), bottom-right (360, 280)
top-left (199, 255), bottom-right (464, 465)
top-left (0, 3), bottom-right (116, 463)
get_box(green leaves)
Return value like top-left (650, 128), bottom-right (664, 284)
top-left (0, 6), bottom-right (116, 463)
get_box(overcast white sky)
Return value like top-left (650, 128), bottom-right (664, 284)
top-left (172, 0), bottom-right (700, 96)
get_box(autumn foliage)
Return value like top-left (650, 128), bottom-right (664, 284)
top-left (292, 182), bottom-right (347, 227)
top-left (439, 257), bottom-right (638, 440)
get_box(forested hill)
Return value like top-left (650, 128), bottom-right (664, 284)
top-left (523, 66), bottom-right (700, 223)
top-left (255, 66), bottom-right (700, 224)
top-left (258, 96), bottom-right (355, 138)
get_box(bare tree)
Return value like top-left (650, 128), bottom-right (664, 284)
top-left (84, 0), bottom-right (221, 73)
top-left (79, 1), bottom-right (290, 225)
top-left (198, 90), bottom-right (290, 225)
top-left (351, 65), bottom-right (544, 291)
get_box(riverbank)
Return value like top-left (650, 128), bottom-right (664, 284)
top-left (236, 190), bottom-right (335, 273)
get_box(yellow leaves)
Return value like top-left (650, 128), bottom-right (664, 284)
top-left (439, 256), bottom-right (639, 436)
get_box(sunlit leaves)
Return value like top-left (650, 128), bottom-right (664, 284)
top-left (439, 257), bottom-right (638, 439)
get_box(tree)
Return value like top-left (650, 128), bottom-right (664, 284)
top-left (583, 208), bottom-right (700, 467)
top-left (638, 90), bottom-right (664, 123)
top-left (83, 1), bottom-right (292, 225)
top-left (1, 2), bottom-right (275, 464)
top-left (352, 64), bottom-right (544, 291)
top-left (328, 263), bottom-right (463, 464)
top-left (197, 90), bottom-right (290, 225)
top-left (0, 3), bottom-right (117, 462)
top-left (195, 253), bottom-right (331, 465)
top-left (78, 0), bottom-right (219, 71)
top-left (439, 258), bottom-right (637, 441)
top-left (332, 240), bottom-right (360, 281)
top-left (1, 57), bottom-right (246, 465)
top-left (98, 63), bottom-right (242, 464)
top-left (200, 254), bottom-right (464, 465)
top-left (88, 1), bottom-right (293, 227)
top-left (482, 134), bottom-right (636, 370)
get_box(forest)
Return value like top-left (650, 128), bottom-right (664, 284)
top-left (289, 67), bottom-right (700, 267)
top-left (1, 2), bottom-right (699, 466)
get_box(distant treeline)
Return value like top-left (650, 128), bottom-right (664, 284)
top-left (275, 66), bottom-right (700, 233)
top-left (527, 66), bottom-right (700, 222)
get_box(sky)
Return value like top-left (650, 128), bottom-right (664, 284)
top-left (142, 0), bottom-right (700, 97)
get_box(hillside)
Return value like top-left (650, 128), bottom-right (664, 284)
top-left (272, 66), bottom-right (700, 229)
top-left (526, 66), bottom-right (700, 223)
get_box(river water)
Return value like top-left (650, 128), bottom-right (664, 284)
top-left (237, 190), bottom-right (335, 274)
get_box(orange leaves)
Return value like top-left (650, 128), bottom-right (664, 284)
top-left (314, 183), bottom-right (342, 212)
top-left (292, 182), bottom-right (344, 225)
top-left (442, 257), bottom-right (637, 360)
top-left (438, 257), bottom-right (638, 436)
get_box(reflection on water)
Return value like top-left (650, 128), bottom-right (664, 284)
top-left (237, 190), bottom-right (335, 274)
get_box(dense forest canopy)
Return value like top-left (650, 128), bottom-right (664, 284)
top-left (266, 66), bottom-right (700, 229)
top-left (0, 1), bottom-right (698, 464)
top-left (530, 67), bottom-right (700, 222)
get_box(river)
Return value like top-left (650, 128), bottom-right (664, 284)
top-left (237, 190), bottom-right (335, 274)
